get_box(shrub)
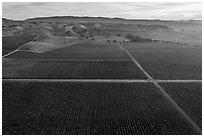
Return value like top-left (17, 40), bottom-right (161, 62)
top-left (9, 24), bottom-right (17, 27)
top-left (31, 21), bottom-right (37, 25)
top-left (125, 33), bottom-right (152, 42)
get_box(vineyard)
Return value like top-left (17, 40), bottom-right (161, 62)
top-left (3, 60), bottom-right (147, 79)
top-left (123, 41), bottom-right (201, 50)
top-left (159, 82), bottom-right (202, 128)
top-left (2, 38), bottom-right (202, 134)
top-left (6, 43), bottom-right (130, 59)
top-left (129, 50), bottom-right (201, 79)
top-left (2, 82), bottom-right (199, 135)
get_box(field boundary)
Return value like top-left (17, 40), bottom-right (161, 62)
top-left (2, 50), bottom-right (18, 58)
top-left (3, 58), bottom-right (133, 62)
top-left (156, 80), bottom-right (202, 83)
top-left (125, 50), bottom-right (153, 80)
top-left (2, 79), bottom-right (150, 82)
top-left (124, 49), bottom-right (202, 134)
top-left (2, 35), bottom-right (39, 58)
top-left (125, 49), bottom-right (201, 51)
top-left (2, 79), bottom-right (202, 83)
top-left (117, 43), bottom-right (125, 50)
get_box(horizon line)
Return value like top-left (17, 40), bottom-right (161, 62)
top-left (2, 15), bottom-right (202, 22)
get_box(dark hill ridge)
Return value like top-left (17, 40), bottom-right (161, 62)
top-left (2, 16), bottom-right (202, 45)
top-left (25, 16), bottom-right (201, 21)
top-left (23, 16), bottom-right (203, 34)
top-left (3, 16), bottom-right (201, 30)
top-left (25, 16), bottom-right (201, 26)
top-left (3, 16), bottom-right (202, 24)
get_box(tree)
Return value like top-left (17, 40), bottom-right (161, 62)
top-left (125, 33), bottom-right (152, 42)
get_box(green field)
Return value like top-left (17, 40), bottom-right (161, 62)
top-left (129, 50), bottom-right (202, 79)
top-left (159, 82), bottom-right (202, 128)
top-left (123, 42), bottom-right (200, 50)
top-left (2, 34), bottom-right (36, 55)
top-left (3, 82), bottom-right (199, 135)
top-left (3, 60), bottom-right (147, 79)
top-left (7, 43), bottom-right (130, 59)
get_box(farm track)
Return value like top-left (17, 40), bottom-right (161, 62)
top-left (3, 58), bottom-right (132, 62)
top-left (125, 50), bottom-right (152, 80)
top-left (155, 80), bottom-right (202, 83)
top-left (117, 43), bottom-right (125, 50)
top-left (2, 79), bottom-right (202, 83)
top-left (126, 49), bottom-right (201, 51)
top-left (2, 50), bottom-right (18, 58)
top-left (3, 35), bottom-right (39, 58)
top-left (123, 47), bottom-right (202, 134)
top-left (2, 79), bottom-right (149, 83)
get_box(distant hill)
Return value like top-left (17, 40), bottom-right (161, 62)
top-left (2, 16), bottom-right (202, 45)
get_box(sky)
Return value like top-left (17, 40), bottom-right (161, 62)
top-left (2, 2), bottom-right (202, 20)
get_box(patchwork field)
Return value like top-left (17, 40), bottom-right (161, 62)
top-left (129, 50), bottom-right (202, 80)
top-left (123, 42), bottom-right (201, 50)
top-left (2, 34), bottom-right (36, 55)
top-left (2, 82), bottom-right (199, 135)
top-left (159, 82), bottom-right (202, 128)
top-left (3, 60), bottom-right (147, 79)
top-left (2, 17), bottom-right (202, 135)
top-left (7, 43), bottom-right (130, 59)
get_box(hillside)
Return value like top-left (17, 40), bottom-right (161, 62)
top-left (2, 16), bottom-right (202, 46)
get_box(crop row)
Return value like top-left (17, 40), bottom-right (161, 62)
top-left (123, 42), bottom-right (200, 50)
top-left (7, 43), bottom-right (130, 59)
top-left (3, 82), bottom-right (199, 135)
top-left (129, 50), bottom-right (202, 80)
top-left (3, 60), bottom-right (147, 79)
top-left (159, 82), bottom-right (202, 128)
